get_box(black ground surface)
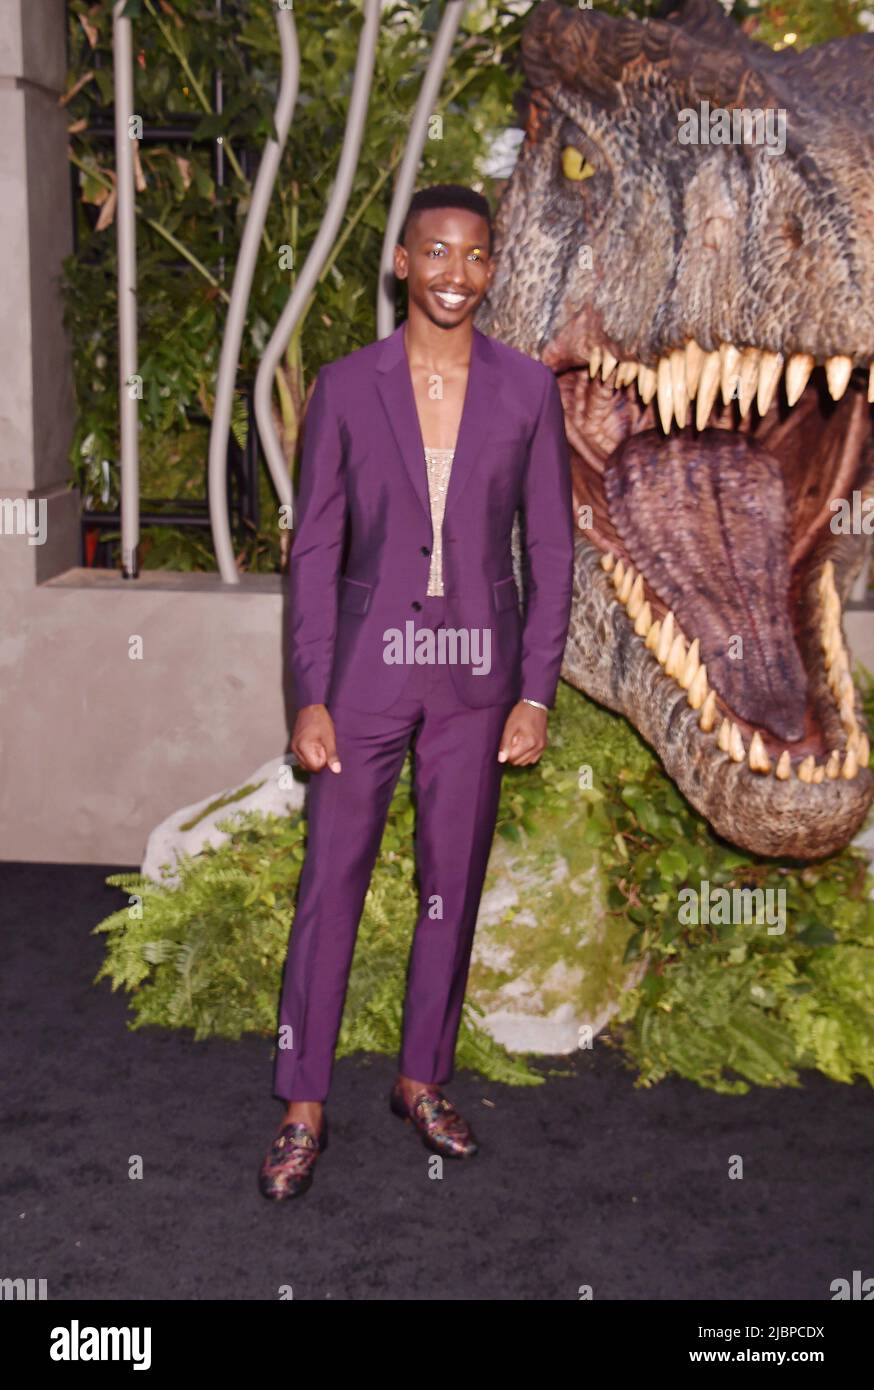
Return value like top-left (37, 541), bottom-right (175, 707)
top-left (2, 861), bottom-right (871, 1301)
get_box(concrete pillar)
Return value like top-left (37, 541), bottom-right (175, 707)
top-left (0, 0), bottom-right (77, 590)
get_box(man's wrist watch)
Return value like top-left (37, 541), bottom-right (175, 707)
top-left (522, 697), bottom-right (549, 711)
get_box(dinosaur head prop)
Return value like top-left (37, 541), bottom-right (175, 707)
top-left (477, 0), bottom-right (874, 859)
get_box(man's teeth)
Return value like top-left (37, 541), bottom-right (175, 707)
top-left (434, 290), bottom-right (467, 306)
top-left (596, 550), bottom-right (870, 783)
top-left (585, 339), bottom-right (873, 431)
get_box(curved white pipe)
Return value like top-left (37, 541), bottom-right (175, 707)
top-left (207, 8), bottom-right (299, 584)
top-left (253, 0), bottom-right (382, 532)
top-left (376, 0), bottom-right (467, 340)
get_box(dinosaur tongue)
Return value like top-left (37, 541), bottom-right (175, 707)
top-left (604, 430), bottom-right (808, 743)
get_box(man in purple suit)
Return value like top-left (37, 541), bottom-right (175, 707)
top-left (259, 184), bottom-right (574, 1201)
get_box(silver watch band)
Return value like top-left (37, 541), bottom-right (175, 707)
top-left (522, 697), bottom-right (549, 711)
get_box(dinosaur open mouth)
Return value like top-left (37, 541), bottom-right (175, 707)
top-left (548, 340), bottom-right (874, 786)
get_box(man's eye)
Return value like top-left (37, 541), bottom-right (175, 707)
top-left (562, 146), bottom-right (597, 181)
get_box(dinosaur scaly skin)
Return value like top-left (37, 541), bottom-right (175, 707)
top-left (477, 0), bottom-right (874, 858)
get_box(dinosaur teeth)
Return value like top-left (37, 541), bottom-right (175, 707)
top-left (826, 354), bottom-right (853, 401)
top-left (637, 365), bottom-right (657, 405)
top-left (604, 346), bottom-right (860, 425)
top-left (737, 346), bottom-right (762, 418)
top-left (685, 340), bottom-right (705, 399)
top-left (816, 561), bottom-right (865, 742)
top-left (785, 352), bottom-right (814, 406)
top-left (819, 560), bottom-right (836, 597)
top-left (657, 356), bottom-right (674, 433)
top-left (696, 351), bottom-right (721, 429)
top-left (729, 723), bottom-right (745, 763)
top-left (589, 346), bottom-right (602, 379)
top-left (756, 350), bottom-right (783, 416)
top-left (605, 548), bottom-right (871, 788)
top-left (698, 689), bottom-right (716, 732)
top-left (670, 348), bottom-right (689, 428)
top-left (679, 637), bottom-right (700, 690)
top-left (720, 343), bottom-right (741, 405)
top-left (869, 364), bottom-right (874, 404)
top-left (656, 610), bottom-right (675, 665)
top-left (748, 730), bottom-right (771, 774)
top-left (687, 663), bottom-right (708, 710)
top-left (626, 573), bottom-right (645, 618)
top-left (665, 633), bottom-right (687, 680)
top-left (842, 747), bottom-right (859, 779)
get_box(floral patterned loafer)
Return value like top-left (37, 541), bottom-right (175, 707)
top-left (258, 1117), bottom-right (328, 1201)
top-left (389, 1080), bottom-right (479, 1159)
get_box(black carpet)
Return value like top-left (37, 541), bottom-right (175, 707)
top-left (1, 861), bottom-right (871, 1302)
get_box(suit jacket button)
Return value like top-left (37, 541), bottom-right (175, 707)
top-left (412, 601), bottom-right (422, 611)
top-left (420, 545), bottom-right (430, 556)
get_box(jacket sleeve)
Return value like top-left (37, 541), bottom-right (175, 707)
top-left (289, 364), bottom-right (347, 709)
top-left (518, 366), bottom-right (575, 709)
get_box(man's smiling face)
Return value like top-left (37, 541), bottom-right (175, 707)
top-left (395, 206), bottom-right (494, 328)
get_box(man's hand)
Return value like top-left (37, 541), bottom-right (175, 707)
top-left (291, 704), bottom-right (342, 774)
top-left (498, 701), bottom-right (548, 767)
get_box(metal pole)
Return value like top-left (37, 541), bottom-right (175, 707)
top-left (253, 0), bottom-right (382, 530)
top-left (207, 4), bottom-right (299, 584)
top-left (376, 0), bottom-right (467, 340)
top-left (112, 0), bottom-right (140, 578)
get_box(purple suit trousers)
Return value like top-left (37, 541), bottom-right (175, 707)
top-left (274, 595), bottom-right (514, 1100)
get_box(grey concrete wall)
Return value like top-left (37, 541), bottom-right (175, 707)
top-left (1, 570), bottom-right (293, 865)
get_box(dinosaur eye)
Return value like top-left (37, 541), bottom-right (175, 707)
top-left (562, 146), bottom-right (597, 181)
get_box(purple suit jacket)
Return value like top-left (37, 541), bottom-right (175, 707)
top-left (289, 320), bottom-right (575, 714)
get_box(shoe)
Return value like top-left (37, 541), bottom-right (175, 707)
top-left (258, 1115), bottom-right (328, 1201)
top-left (390, 1080), bottom-right (479, 1159)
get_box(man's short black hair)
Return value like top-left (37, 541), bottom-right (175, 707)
top-left (400, 183), bottom-right (493, 253)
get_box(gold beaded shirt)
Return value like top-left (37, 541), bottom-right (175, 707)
top-left (423, 444), bottom-right (455, 596)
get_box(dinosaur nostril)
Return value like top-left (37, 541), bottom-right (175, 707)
top-left (782, 214), bottom-right (804, 249)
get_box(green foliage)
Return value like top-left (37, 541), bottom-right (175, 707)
top-left (742, 0), bottom-right (870, 49)
top-left (95, 679), bottom-right (874, 1093)
top-left (64, 0), bottom-right (529, 571)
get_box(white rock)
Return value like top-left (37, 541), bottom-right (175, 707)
top-left (141, 756), bottom-right (305, 886)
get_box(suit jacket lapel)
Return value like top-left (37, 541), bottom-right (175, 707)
top-left (374, 321), bottom-right (502, 525)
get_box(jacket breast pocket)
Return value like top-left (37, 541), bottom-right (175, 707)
top-left (338, 576), bottom-right (372, 616)
top-left (492, 575), bottom-right (519, 614)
